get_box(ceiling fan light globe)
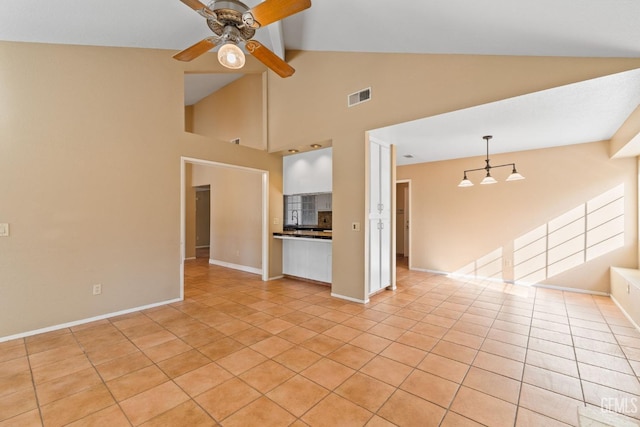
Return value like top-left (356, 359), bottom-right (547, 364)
top-left (218, 43), bottom-right (245, 69)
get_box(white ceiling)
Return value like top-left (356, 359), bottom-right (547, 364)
top-left (284, 0), bottom-right (640, 58)
top-left (372, 68), bottom-right (640, 165)
top-left (2, 0), bottom-right (640, 161)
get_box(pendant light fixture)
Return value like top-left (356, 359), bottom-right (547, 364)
top-left (458, 135), bottom-right (525, 187)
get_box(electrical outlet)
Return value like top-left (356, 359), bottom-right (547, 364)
top-left (273, 217), bottom-right (279, 225)
top-left (92, 284), bottom-right (102, 295)
top-left (0, 223), bottom-right (9, 237)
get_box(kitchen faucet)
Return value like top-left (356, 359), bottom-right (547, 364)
top-left (291, 209), bottom-right (299, 226)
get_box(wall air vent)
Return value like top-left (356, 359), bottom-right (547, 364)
top-left (230, 138), bottom-right (240, 145)
top-left (348, 87), bottom-right (371, 107)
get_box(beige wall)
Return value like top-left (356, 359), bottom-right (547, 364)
top-left (611, 105), bottom-right (640, 158)
top-left (192, 164), bottom-right (263, 270)
top-left (267, 50), bottom-right (640, 301)
top-left (191, 74), bottom-right (266, 150)
top-left (397, 141), bottom-right (638, 293)
top-left (0, 41), bottom-right (282, 338)
top-left (2, 39), bottom-right (639, 337)
top-left (184, 105), bottom-right (194, 133)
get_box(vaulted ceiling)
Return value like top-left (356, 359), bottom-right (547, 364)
top-left (2, 0), bottom-right (639, 162)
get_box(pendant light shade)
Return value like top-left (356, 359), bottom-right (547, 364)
top-left (480, 173), bottom-right (498, 185)
top-left (506, 167), bottom-right (525, 181)
top-left (458, 135), bottom-right (525, 187)
top-left (458, 173), bottom-right (474, 187)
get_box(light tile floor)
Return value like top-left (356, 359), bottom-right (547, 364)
top-left (2, 256), bottom-right (640, 426)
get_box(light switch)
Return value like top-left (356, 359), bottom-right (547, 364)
top-left (0, 223), bottom-right (9, 237)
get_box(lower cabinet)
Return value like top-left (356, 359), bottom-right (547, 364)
top-left (281, 238), bottom-right (332, 283)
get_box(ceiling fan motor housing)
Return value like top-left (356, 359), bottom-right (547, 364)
top-left (207, 0), bottom-right (255, 40)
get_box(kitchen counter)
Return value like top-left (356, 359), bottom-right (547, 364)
top-left (273, 230), bottom-right (332, 240)
top-left (274, 231), bottom-right (332, 283)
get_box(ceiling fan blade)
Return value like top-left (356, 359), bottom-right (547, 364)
top-left (246, 40), bottom-right (295, 78)
top-left (245, 0), bottom-right (311, 28)
top-left (173, 38), bottom-right (217, 62)
top-left (179, 0), bottom-right (216, 18)
top-left (179, 0), bottom-right (207, 10)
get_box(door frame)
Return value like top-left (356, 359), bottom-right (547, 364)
top-left (396, 179), bottom-right (411, 270)
top-left (194, 185), bottom-right (211, 249)
top-left (180, 157), bottom-right (269, 299)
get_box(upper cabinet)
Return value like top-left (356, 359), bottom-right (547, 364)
top-left (369, 141), bottom-right (391, 219)
top-left (283, 147), bottom-right (332, 195)
top-left (316, 193), bottom-right (332, 211)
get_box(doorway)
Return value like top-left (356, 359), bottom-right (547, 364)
top-left (195, 186), bottom-right (211, 259)
top-left (396, 180), bottom-right (410, 269)
top-left (180, 157), bottom-right (269, 298)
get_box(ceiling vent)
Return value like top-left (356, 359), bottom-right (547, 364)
top-left (348, 87), bottom-right (371, 107)
top-left (230, 138), bottom-right (240, 145)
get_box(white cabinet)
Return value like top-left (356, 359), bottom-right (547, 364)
top-left (316, 193), bottom-right (332, 211)
top-left (281, 238), bottom-right (332, 283)
top-left (369, 140), bottom-right (392, 295)
top-left (283, 148), bottom-right (332, 195)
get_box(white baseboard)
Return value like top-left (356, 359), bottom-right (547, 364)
top-left (610, 294), bottom-right (640, 332)
top-left (411, 267), bottom-right (608, 296)
top-left (184, 257), bottom-right (196, 261)
top-left (411, 267), bottom-right (448, 276)
top-left (268, 275), bottom-right (285, 281)
top-left (531, 282), bottom-right (609, 296)
top-left (331, 292), bottom-right (369, 304)
top-left (209, 259), bottom-right (262, 276)
top-left (0, 297), bottom-right (183, 343)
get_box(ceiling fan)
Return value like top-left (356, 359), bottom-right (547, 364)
top-left (174, 0), bottom-right (311, 78)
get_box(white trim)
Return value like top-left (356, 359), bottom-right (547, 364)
top-left (610, 294), bottom-right (640, 332)
top-left (331, 292), bottom-right (369, 304)
top-left (448, 272), bottom-right (516, 286)
top-left (411, 267), bottom-right (609, 296)
top-left (0, 298), bottom-right (182, 343)
top-left (368, 135), bottom-right (391, 147)
top-left (209, 259), bottom-right (262, 276)
top-left (184, 257), bottom-right (196, 261)
top-left (261, 172), bottom-right (269, 281)
top-left (532, 282), bottom-right (609, 296)
top-left (411, 267), bottom-right (449, 276)
top-left (195, 245), bottom-right (210, 249)
top-left (268, 275), bottom-right (285, 281)
top-left (180, 159), bottom-right (186, 300)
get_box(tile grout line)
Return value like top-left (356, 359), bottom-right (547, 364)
top-left (23, 337), bottom-right (46, 427)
